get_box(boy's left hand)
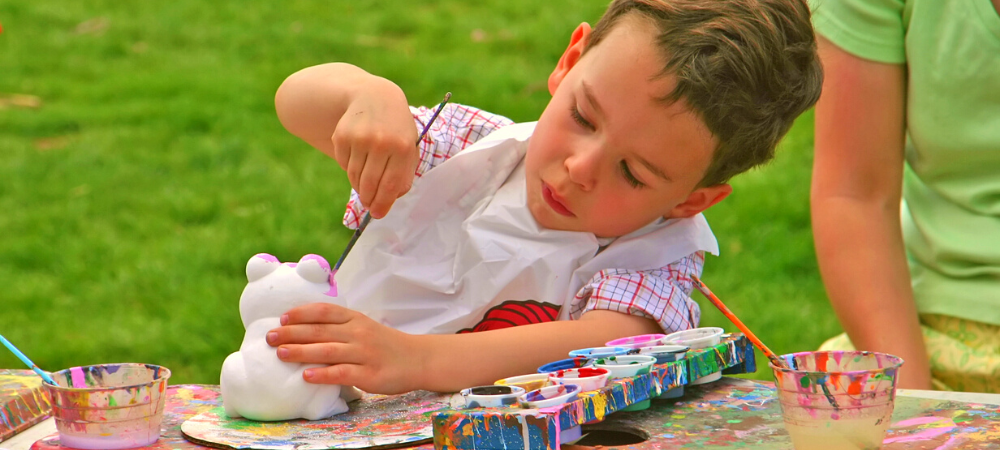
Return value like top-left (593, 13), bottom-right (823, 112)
top-left (266, 303), bottom-right (424, 395)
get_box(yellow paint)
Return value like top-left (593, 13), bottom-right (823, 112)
top-left (462, 423), bottom-right (474, 436)
top-left (590, 393), bottom-right (608, 422)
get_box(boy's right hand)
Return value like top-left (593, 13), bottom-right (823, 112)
top-left (332, 80), bottom-right (419, 219)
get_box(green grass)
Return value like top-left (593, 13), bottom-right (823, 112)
top-left (0, 0), bottom-right (840, 385)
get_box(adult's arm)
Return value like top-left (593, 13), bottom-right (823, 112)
top-left (811, 36), bottom-right (932, 389)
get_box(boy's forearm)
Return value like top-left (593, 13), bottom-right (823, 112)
top-left (412, 311), bottom-right (661, 392)
top-left (274, 63), bottom-right (407, 158)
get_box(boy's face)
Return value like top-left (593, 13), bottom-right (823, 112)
top-left (525, 16), bottom-right (731, 238)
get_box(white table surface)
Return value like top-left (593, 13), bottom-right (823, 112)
top-left (3, 389), bottom-right (1000, 450)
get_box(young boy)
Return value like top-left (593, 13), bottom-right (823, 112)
top-left (267, 0), bottom-right (822, 395)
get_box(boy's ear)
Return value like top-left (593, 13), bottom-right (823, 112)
top-left (548, 23), bottom-right (592, 95)
top-left (666, 184), bottom-right (733, 219)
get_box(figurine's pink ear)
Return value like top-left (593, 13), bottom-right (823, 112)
top-left (297, 254), bottom-right (331, 284)
top-left (246, 253), bottom-right (280, 282)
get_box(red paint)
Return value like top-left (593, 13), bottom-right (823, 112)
top-left (555, 367), bottom-right (608, 378)
top-left (815, 352), bottom-right (829, 372)
top-left (847, 376), bottom-right (863, 396)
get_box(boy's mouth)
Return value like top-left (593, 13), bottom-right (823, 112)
top-left (542, 182), bottom-right (575, 217)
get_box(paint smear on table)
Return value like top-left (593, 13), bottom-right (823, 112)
top-left (180, 389), bottom-right (453, 449)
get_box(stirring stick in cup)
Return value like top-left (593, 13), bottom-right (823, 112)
top-left (0, 334), bottom-right (56, 384)
top-left (690, 275), bottom-right (787, 370)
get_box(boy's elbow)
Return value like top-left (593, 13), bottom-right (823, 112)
top-left (274, 70), bottom-right (308, 133)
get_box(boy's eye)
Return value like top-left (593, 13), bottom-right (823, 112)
top-left (569, 106), bottom-right (595, 131)
top-left (619, 161), bottom-right (644, 188)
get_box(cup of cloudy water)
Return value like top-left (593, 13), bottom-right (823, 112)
top-left (770, 351), bottom-right (904, 450)
top-left (43, 363), bottom-right (171, 450)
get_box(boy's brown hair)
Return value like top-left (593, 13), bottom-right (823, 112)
top-left (585, 0), bottom-right (822, 186)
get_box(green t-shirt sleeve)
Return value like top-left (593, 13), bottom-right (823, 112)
top-left (809, 0), bottom-right (907, 63)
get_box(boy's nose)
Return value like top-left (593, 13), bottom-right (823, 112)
top-left (564, 145), bottom-right (600, 191)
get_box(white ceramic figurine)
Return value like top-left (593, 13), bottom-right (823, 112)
top-left (221, 253), bottom-right (360, 421)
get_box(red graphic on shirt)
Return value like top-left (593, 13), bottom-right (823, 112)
top-left (458, 300), bottom-right (561, 333)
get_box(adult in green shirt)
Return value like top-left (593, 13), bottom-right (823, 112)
top-left (810, 0), bottom-right (1000, 392)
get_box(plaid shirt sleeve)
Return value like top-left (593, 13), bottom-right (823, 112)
top-left (569, 251), bottom-right (705, 334)
top-left (343, 104), bottom-right (514, 230)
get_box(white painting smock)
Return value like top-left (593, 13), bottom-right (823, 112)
top-left (335, 122), bottom-right (719, 335)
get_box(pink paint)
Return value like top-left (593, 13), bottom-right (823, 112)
top-left (254, 253), bottom-right (279, 263)
top-left (301, 254), bottom-right (331, 272)
top-left (70, 367), bottom-right (86, 388)
top-left (892, 416), bottom-right (947, 428)
top-left (932, 436), bottom-right (961, 450)
top-left (326, 271), bottom-right (338, 297)
top-left (882, 426), bottom-right (956, 443)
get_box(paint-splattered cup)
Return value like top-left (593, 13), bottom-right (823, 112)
top-left (43, 363), bottom-right (170, 450)
top-left (459, 385), bottom-right (525, 408)
top-left (548, 367), bottom-right (610, 393)
top-left (638, 345), bottom-right (689, 399)
top-left (771, 351), bottom-right (904, 450)
top-left (518, 383), bottom-right (580, 409)
top-left (495, 373), bottom-right (551, 393)
top-left (605, 334), bottom-right (669, 350)
top-left (518, 384), bottom-right (584, 444)
top-left (536, 357), bottom-right (590, 374)
top-left (567, 346), bottom-right (632, 359)
top-left (664, 327), bottom-right (724, 384)
top-left (594, 355), bottom-right (657, 411)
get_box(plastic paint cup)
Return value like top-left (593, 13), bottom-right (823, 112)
top-left (638, 344), bottom-right (689, 364)
top-left (43, 363), bottom-right (170, 450)
top-left (519, 383), bottom-right (580, 409)
top-left (459, 385), bottom-right (525, 408)
top-left (638, 345), bottom-right (688, 399)
top-left (548, 367), bottom-right (610, 393)
top-left (664, 327), bottom-right (724, 384)
top-left (605, 334), bottom-right (668, 350)
top-left (567, 346), bottom-right (632, 359)
top-left (495, 373), bottom-right (551, 393)
top-left (771, 351), bottom-right (904, 450)
top-left (518, 384), bottom-right (583, 445)
top-left (536, 357), bottom-right (590, 374)
top-left (594, 355), bottom-right (657, 411)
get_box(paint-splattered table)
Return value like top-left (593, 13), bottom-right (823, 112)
top-left (6, 380), bottom-right (1000, 450)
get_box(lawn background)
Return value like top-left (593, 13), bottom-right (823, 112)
top-left (0, 1), bottom-right (840, 384)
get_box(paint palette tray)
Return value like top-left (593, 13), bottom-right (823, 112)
top-left (432, 333), bottom-right (756, 450)
top-left (0, 368), bottom-right (53, 441)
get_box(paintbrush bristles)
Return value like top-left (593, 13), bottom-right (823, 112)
top-left (690, 275), bottom-right (788, 370)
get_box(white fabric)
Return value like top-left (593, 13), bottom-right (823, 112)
top-left (335, 122), bottom-right (719, 335)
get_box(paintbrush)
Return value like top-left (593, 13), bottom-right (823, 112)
top-left (690, 276), bottom-right (842, 409)
top-left (333, 92), bottom-right (452, 271)
top-left (689, 275), bottom-right (788, 370)
top-left (0, 334), bottom-right (56, 385)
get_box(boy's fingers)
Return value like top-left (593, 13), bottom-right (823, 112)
top-left (268, 324), bottom-right (351, 346)
top-left (357, 152), bottom-right (389, 209)
top-left (368, 155), bottom-right (414, 218)
top-left (276, 343), bottom-right (363, 366)
top-left (345, 147), bottom-right (367, 194)
top-left (283, 303), bottom-right (354, 325)
top-left (302, 363), bottom-right (365, 387)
